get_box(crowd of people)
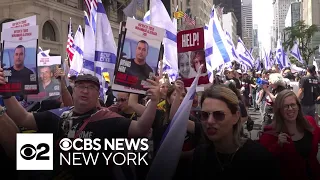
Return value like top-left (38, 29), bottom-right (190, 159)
top-left (0, 62), bottom-right (319, 180)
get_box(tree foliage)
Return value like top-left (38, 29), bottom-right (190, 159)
top-left (282, 21), bottom-right (319, 65)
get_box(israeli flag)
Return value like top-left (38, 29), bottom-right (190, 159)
top-left (236, 37), bottom-right (254, 69)
top-left (290, 40), bottom-right (304, 64)
top-left (68, 26), bottom-right (84, 77)
top-left (95, 0), bottom-right (117, 100)
top-left (82, 11), bottom-right (96, 75)
top-left (146, 66), bottom-right (202, 180)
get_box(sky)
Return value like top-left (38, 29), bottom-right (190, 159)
top-left (252, 0), bottom-right (273, 51)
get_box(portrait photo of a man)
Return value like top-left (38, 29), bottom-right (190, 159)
top-left (126, 40), bottom-right (154, 81)
top-left (7, 45), bottom-right (34, 85)
top-left (38, 66), bottom-right (60, 94)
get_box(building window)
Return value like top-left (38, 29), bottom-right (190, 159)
top-left (42, 21), bottom-right (56, 41)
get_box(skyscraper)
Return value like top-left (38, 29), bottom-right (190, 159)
top-left (272, 0), bottom-right (296, 47)
top-left (242, 0), bottom-right (253, 49)
top-left (213, 0), bottom-right (242, 38)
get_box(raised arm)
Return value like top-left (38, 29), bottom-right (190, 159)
top-left (0, 106), bottom-right (20, 159)
top-left (54, 66), bottom-right (73, 107)
top-left (128, 78), bottom-right (160, 137)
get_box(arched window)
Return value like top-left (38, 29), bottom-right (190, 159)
top-left (42, 21), bottom-right (56, 41)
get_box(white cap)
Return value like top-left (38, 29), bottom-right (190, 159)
top-left (236, 69), bottom-right (242, 74)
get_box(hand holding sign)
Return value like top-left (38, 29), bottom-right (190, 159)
top-left (0, 68), bottom-right (6, 85)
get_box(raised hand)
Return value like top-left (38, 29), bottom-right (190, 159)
top-left (144, 77), bottom-right (160, 102)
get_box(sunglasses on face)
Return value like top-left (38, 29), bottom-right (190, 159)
top-left (200, 111), bottom-right (226, 121)
top-left (116, 98), bottom-right (127, 102)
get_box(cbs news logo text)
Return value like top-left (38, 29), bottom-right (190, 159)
top-left (16, 133), bottom-right (149, 170)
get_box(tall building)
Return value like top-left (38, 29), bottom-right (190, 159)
top-left (222, 12), bottom-right (238, 45)
top-left (213, 0), bottom-right (242, 38)
top-left (272, 0), bottom-right (296, 48)
top-left (253, 25), bottom-right (259, 48)
top-left (0, 0), bottom-right (130, 60)
top-left (302, 0), bottom-right (320, 63)
top-left (284, 2), bottom-right (301, 27)
top-left (190, 0), bottom-right (213, 26)
top-left (242, 0), bottom-right (253, 49)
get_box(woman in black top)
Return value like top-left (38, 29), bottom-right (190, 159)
top-left (189, 84), bottom-right (281, 180)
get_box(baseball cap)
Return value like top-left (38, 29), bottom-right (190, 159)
top-left (75, 74), bottom-right (100, 88)
top-left (307, 65), bottom-right (316, 73)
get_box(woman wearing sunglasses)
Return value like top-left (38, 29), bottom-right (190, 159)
top-left (190, 84), bottom-right (281, 179)
top-left (259, 90), bottom-right (320, 180)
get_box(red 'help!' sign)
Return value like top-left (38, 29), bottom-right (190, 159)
top-left (177, 28), bottom-right (204, 53)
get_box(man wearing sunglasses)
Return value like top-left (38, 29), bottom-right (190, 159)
top-left (116, 92), bottom-right (137, 120)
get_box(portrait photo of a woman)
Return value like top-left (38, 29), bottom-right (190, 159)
top-left (178, 52), bottom-right (190, 78)
top-left (190, 50), bottom-right (207, 74)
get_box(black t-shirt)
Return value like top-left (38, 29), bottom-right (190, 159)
top-left (299, 75), bottom-right (319, 106)
top-left (119, 111), bottom-right (138, 120)
top-left (8, 66), bottom-right (35, 93)
top-left (33, 108), bottom-right (132, 179)
top-left (120, 59), bottom-right (153, 89)
top-left (190, 139), bottom-right (282, 179)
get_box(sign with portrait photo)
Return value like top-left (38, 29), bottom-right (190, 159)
top-left (0, 23), bottom-right (39, 95)
top-left (112, 17), bottom-right (165, 94)
top-left (27, 56), bottom-right (61, 101)
top-left (177, 28), bottom-right (209, 87)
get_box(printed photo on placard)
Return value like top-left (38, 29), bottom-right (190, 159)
top-left (177, 27), bottom-right (209, 87)
top-left (27, 56), bottom-right (61, 101)
top-left (112, 17), bottom-right (165, 94)
top-left (1, 40), bottom-right (38, 95)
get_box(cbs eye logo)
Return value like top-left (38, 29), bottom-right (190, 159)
top-left (59, 138), bottom-right (72, 151)
top-left (20, 143), bottom-right (50, 160)
top-left (16, 133), bottom-right (53, 170)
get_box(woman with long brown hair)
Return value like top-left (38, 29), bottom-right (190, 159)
top-left (190, 84), bottom-right (280, 179)
top-left (259, 90), bottom-right (320, 180)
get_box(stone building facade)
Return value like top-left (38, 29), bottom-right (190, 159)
top-left (0, 0), bottom-right (129, 60)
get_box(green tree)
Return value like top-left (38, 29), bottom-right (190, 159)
top-left (282, 21), bottom-right (319, 65)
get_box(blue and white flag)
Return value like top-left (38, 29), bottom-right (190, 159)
top-left (95, 0), bottom-right (117, 100)
top-left (146, 66), bottom-right (202, 180)
top-left (254, 57), bottom-right (260, 71)
top-left (68, 25), bottom-right (84, 77)
top-left (143, 10), bottom-right (150, 24)
top-left (276, 39), bottom-right (290, 69)
top-left (225, 31), bottom-right (239, 63)
top-left (205, 7), bottom-right (234, 81)
top-left (82, 11), bottom-right (96, 75)
top-left (38, 47), bottom-right (50, 57)
top-left (263, 48), bottom-right (271, 70)
top-left (290, 40), bottom-right (304, 64)
top-left (150, 0), bottom-right (178, 82)
top-left (236, 37), bottom-right (254, 69)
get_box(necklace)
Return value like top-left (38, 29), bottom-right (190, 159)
top-left (215, 146), bottom-right (240, 171)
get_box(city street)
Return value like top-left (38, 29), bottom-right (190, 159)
top-left (245, 108), bottom-right (263, 140)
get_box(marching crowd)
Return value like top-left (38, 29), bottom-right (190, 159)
top-left (0, 63), bottom-right (319, 180)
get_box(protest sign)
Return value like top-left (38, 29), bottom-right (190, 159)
top-left (27, 56), bottom-right (62, 101)
top-left (0, 17), bottom-right (39, 95)
top-left (177, 27), bottom-right (209, 87)
top-left (112, 17), bottom-right (165, 94)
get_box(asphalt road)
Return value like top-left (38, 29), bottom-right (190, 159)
top-left (244, 107), bottom-right (263, 140)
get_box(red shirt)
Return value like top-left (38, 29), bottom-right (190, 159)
top-left (259, 116), bottom-right (320, 180)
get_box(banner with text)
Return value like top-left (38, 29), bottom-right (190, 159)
top-left (28, 56), bottom-right (61, 101)
top-left (0, 20), bottom-right (39, 95)
top-left (112, 17), bottom-right (165, 94)
top-left (177, 28), bottom-right (209, 87)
